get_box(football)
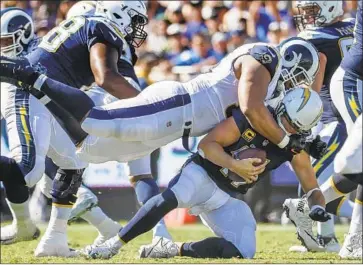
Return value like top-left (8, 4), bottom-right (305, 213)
top-left (228, 148), bottom-right (267, 181)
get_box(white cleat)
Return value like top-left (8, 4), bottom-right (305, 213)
top-left (34, 231), bottom-right (78, 257)
top-left (93, 221), bottom-right (122, 246)
top-left (68, 186), bottom-right (98, 223)
top-left (139, 236), bottom-right (180, 259)
top-left (1, 222), bottom-right (40, 245)
top-left (339, 231), bottom-right (363, 259)
top-left (79, 235), bottom-right (121, 259)
top-left (289, 235), bottom-right (340, 253)
top-left (283, 198), bottom-right (324, 252)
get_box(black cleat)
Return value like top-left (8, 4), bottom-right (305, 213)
top-left (0, 55), bottom-right (46, 90)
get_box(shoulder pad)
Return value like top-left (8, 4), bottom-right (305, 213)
top-left (298, 28), bottom-right (338, 40)
top-left (249, 44), bottom-right (280, 78)
top-left (87, 16), bottom-right (127, 41)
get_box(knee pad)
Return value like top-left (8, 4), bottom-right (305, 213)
top-left (343, 173), bottom-right (363, 185)
top-left (50, 168), bottom-right (85, 206)
top-left (326, 197), bottom-right (344, 215)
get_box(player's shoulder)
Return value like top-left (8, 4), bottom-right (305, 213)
top-left (86, 15), bottom-right (127, 42)
top-left (247, 42), bottom-right (281, 77)
top-left (298, 20), bottom-right (355, 41)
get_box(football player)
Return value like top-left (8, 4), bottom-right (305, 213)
top-left (287, 0), bottom-right (356, 252)
top-left (78, 87), bottom-right (331, 260)
top-left (284, 1), bottom-right (363, 259)
top-left (0, 37), bottom-right (324, 168)
top-left (1, 1), bottom-right (165, 258)
top-left (0, 6), bottom-right (43, 245)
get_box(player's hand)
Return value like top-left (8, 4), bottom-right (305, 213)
top-left (230, 158), bottom-right (268, 183)
top-left (305, 135), bottom-right (328, 160)
top-left (285, 135), bottom-right (306, 155)
top-left (309, 205), bottom-right (331, 222)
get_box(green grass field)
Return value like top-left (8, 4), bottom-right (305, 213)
top-left (0, 223), bottom-right (360, 264)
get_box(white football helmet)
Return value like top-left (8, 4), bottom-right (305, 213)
top-left (95, 1), bottom-right (148, 47)
top-left (66, 1), bottom-right (97, 19)
top-left (0, 7), bottom-right (34, 57)
top-left (294, 0), bottom-right (344, 31)
top-left (275, 87), bottom-right (323, 135)
top-left (278, 37), bottom-right (320, 91)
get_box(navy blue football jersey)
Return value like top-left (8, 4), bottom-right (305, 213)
top-left (192, 107), bottom-right (293, 195)
top-left (341, 1), bottom-right (363, 79)
top-left (298, 18), bottom-right (355, 123)
top-left (26, 16), bottom-right (129, 88)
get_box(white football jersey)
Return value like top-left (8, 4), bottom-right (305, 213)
top-left (183, 43), bottom-right (282, 135)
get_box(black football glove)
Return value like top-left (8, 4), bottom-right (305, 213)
top-left (305, 135), bottom-right (328, 160)
top-left (284, 134), bottom-right (306, 155)
top-left (309, 205), bottom-right (331, 222)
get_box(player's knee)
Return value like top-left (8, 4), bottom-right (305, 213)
top-left (23, 155), bottom-right (46, 187)
top-left (50, 168), bottom-right (85, 206)
top-left (129, 174), bottom-right (153, 186)
top-left (219, 239), bottom-right (243, 258)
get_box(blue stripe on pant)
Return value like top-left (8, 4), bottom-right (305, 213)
top-left (88, 93), bottom-right (192, 120)
top-left (343, 73), bottom-right (362, 123)
top-left (13, 90), bottom-right (36, 175)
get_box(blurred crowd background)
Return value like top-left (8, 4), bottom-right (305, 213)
top-left (1, 0), bottom-right (359, 86)
top-left (0, 1), bottom-right (358, 224)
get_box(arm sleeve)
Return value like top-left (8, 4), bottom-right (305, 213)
top-left (249, 44), bottom-right (280, 78)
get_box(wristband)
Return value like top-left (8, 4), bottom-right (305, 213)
top-left (310, 205), bottom-right (325, 212)
top-left (277, 134), bottom-right (290, 149)
top-left (306, 187), bottom-right (321, 199)
top-left (33, 74), bottom-right (47, 91)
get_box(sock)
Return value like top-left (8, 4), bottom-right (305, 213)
top-left (181, 237), bottom-right (241, 258)
top-left (317, 216), bottom-right (335, 237)
top-left (34, 75), bottom-right (95, 122)
top-left (134, 178), bottom-right (171, 239)
top-left (81, 206), bottom-right (121, 235)
top-left (44, 205), bottom-right (71, 235)
top-left (349, 184), bottom-right (363, 234)
top-left (118, 189), bottom-right (177, 243)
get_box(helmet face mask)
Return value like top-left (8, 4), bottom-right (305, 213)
top-left (294, 0), bottom-right (344, 31)
top-left (1, 8), bottom-right (34, 57)
top-left (278, 37), bottom-right (319, 92)
top-left (294, 2), bottom-right (324, 31)
top-left (95, 1), bottom-right (148, 48)
top-left (126, 8), bottom-right (148, 48)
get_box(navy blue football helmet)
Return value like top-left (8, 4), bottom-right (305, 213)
top-left (0, 7), bottom-right (34, 57)
top-left (277, 37), bottom-right (319, 91)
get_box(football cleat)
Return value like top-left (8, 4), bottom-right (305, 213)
top-left (92, 220), bottom-right (123, 246)
top-left (0, 55), bottom-right (46, 89)
top-left (139, 236), bottom-right (179, 259)
top-left (35, 231), bottom-right (78, 257)
top-left (339, 231), bottom-right (363, 259)
top-left (283, 198), bottom-right (324, 252)
top-left (68, 186), bottom-right (98, 224)
top-left (79, 235), bottom-right (122, 259)
top-left (1, 223), bottom-right (40, 245)
top-left (289, 235), bottom-right (340, 253)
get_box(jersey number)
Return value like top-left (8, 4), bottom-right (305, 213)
top-left (339, 37), bottom-right (354, 58)
top-left (39, 17), bottom-right (86, 53)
